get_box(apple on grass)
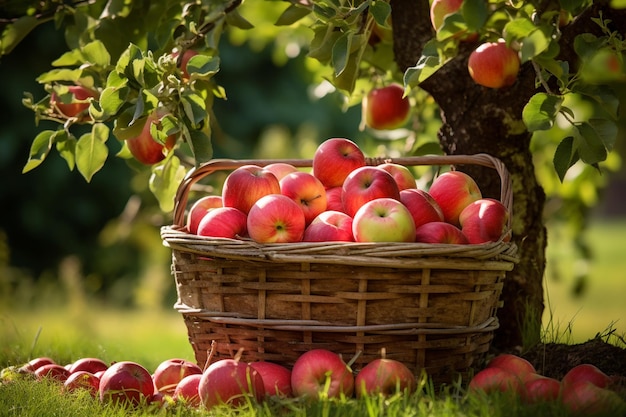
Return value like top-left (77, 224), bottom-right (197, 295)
top-left (126, 111), bottom-right (176, 165)
top-left (352, 198), bottom-right (416, 243)
top-left (379, 163), bottom-right (417, 190)
top-left (196, 207), bottom-right (248, 239)
top-left (186, 195), bottom-right (223, 234)
top-left (264, 162), bottom-right (299, 181)
top-left (399, 189), bottom-right (444, 229)
top-left (561, 363), bottom-right (613, 389)
top-left (459, 198), bottom-right (510, 244)
top-left (22, 357), bottom-right (56, 373)
top-left (279, 171), bottom-right (328, 225)
top-left (485, 353), bottom-right (536, 384)
top-left (522, 375), bottom-right (561, 404)
top-left (312, 138), bottom-right (366, 188)
top-left (303, 210), bottom-right (354, 242)
top-left (414, 222), bottom-right (468, 244)
top-left (222, 165), bottom-right (281, 215)
top-left (249, 361), bottom-right (293, 398)
top-left (468, 366), bottom-right (524, 396)
top-left (34, 364), bottom-right (71, 383)
top-left (362, 84), bottom-right (410, 130)
top-left (247, 194), bottom-right (306, 243)
top-left (291, 349), bottom-right (354, 400)
top-left (561, 380), bottom-right (626, 415)
top-left (198, 359), bottom-right (264, 409)
top-left (468, 40), bottom-right (521, 89)
top-left (68, 357), bottom-right (109, 375)
top-left (341, 166), bottom-right (401, 218)
top-left (63, 371), bottom-right (100, 397)
top-left (355, 358), bottom-right (416, 398)
top-left (99, 361), bottom-right (155, 407)
top-left (427, 170), bottom-right (482, 226)
top-left (50, 85), bottom-right (98, 120)
top-left (152, 358), bottom-right (203, 395)
top-left (173, 373), bottom-right (203, 407)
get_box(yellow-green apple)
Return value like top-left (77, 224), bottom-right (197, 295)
top-left (362, 84), bottom-right (411, 130)
top-left (152, 358), bottom-right (202, 395)
top-left (399, 189), bottom-right (445, 229)
top-left (428, 170), bottom-right (482, 226)
top-left (468, 366), bottom-right (523, 396)
top-left (486, 354), bottom-right (537, 384)
top-left (290, 349), bottom-right (354, 400)
top-left (561, 364), bottom-right (612, 389)
top-left (352, 198), bottom-right (416, 243)
top-left (222, 165), bottom-right (281, 214)
top-left (247, 194), bottom-right (306, 243)
top-left (69, 357), bottom-right (109, 375)
top-left (414, 221), bottom-right (469, 244)
top-left (186, 195), bottom-right (223, 234)
top-left (355, 358), bottom-right (416, 398)
top-left (63, 370), bottom-right (100, 397)
top-left (561, 380), bottom-right (626, 416)
top-left (198, 359), bottom-right (264, 409)
top-left (279, 171), bottom-right (328, 225)
top-left (341, 166), bottom-right (401, 217)
top-left (325, 186), bottom-right (344, 212)
top-left (249, 361), bottom-right (293, 398)
top-left (196, 207), bottom-right (248, 239)
top-left (172, 49), bottom-right (199, 79)
top-left (312, 138), bottom-right (366, 188)
top-left (522, 375), bottom-right (561, 404)
top-left (50, 85), bottom-right (98, 120)
top-left (429, 0), bottom-right (478, 41)
top-left (126, 111), bottom-right (177, 165)
top-left (173, 373), bottom-right (202, 407)
top-left (34, 364), bottom-right (71, 383)
top-left (379, 163), bottom-right (417, 190)
top-left (264, 162), bottom-right (299, 181)
top-left (303, 210), bottom-right (354, 242)
top-left (459, 198), bottom-right (509, 244)
top-left (99, 361), bottom-right (155, 407)
top-left (468, 40), bottom-right (521, 89)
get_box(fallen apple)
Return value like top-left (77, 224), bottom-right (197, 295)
top-left (99, 361), bottom-right (155, 407)
top-left (355, 358), bottom-right (416, 398)
top-left (290, 349), bottom-right (354, 400)
top-left (198, 359), bottom-right (264, 409)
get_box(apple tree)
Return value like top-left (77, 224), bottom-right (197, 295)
top-left (2, 0), bottom-right (625, 351)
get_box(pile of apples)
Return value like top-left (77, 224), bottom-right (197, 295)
top-left (186, 138), bottom-right (510, 245)
top-left (469, 353), bottom-right (626, 415)
top-left (2, 349), bottom-right (417, 410)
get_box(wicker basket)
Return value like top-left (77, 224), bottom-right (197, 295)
top-left (161, 153), bottom-right (518, 385)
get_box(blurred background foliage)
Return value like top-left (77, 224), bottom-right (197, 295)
top-left (0, 0), bottom-right (625, 318)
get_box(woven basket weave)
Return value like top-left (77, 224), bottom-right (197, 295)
top-left (161, 153), bottom-right (518, 385)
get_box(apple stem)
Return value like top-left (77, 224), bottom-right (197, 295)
top-left (233, 347), bottom-right (245, 363)
top-left (204, 340), bottom-right (217, 372)
top-left (345, 350), bottom-right (362, 369)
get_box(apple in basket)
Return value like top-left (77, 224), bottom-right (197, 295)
top-left (428, 170), bottom-right (482, 226)
top-left (186, 195), bottom-right (222, 234)
top-left (196, 207), bottom-right (248, 239)
top-left (399, 188), bottom-right (444, 229)
top-left (459, 198), bottom-right (509, 244)
top-left (312, 138), bottom-right (366, 188)
top-left (325, 186), bottom-right (344, 212)
top-left (264, 162), bottom-right (299, 181)
top-left (352, 198), bottom-right (416, 243)
top-left (303, 210), bottom-right (354, 242)
top-left (198, 359), bottom-right (264, 409)
top-left (341, 166), bottom-right (401, 218)
top-left (279, 171), bottom-right (328, 225)
top-left (414, 221), bottom-right (468, 244)
top-left (222, 165), bottom-right (281, 214)
top-left (290, 349), bottom-right (354, 399)
top-left (355, 358), bottom-right (416, 398)
top-left (378, 163), bottom-right (417, 190)
top-left (247, 194), bottom-right (306, 243)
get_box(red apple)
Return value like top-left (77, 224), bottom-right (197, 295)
top-left (341, 166), bottom-right (401, 218)
top-left (280, 171), bottom-right (328, 225)
top-left (325, 186), bottom-right (344, 212)
top-left (378, 163), bottom-right (417, 190)
top-left (355, 358), bottom-right (416, 398)
top-left (468, 40), bottom-right (521, 89)
top-left (303, 210), bottom-right (354, 242)
top-left (68, 357), bottom-right (109, 375)
top-left (561, 380), bottom-right (626, 415)
top-left (362, 84), bottom-right (411, 130)
top-left (196, 206), bottom-right (248, 239)
top-left (23, 357), bottom-right (56, 373)
top-left (459, 198), bottom-right (509, 244)
top-left (152, 358), bottom-right (202, 395)
top-left (522, 375), bottom-right (561, 404)
top-left (99, 361), bottom-right (155, 407)
top-left (561, 363), bottom-right (612, 389)
top-left (486, 354), bottom-right (536, 384)
top-left (427, 170), bottom-right (482, 226)
top-left (34, 364), bottom-right (71, 383)
top-left (222, 165), bottom-right (281, 215)
top-left (399, 188), bottom-right (444, 229)
top-left (63, 371), bottom-right (100, 396)
top-left (186, 195), bottom-right (223, 234)
top-left (198, 359), bottom-right (264, 409)
top-left (173, 373), bottom-right (203, 407)
top-left (249, 361), bottom-right (293, 398)
top-left (247, 194), bottom-right (306, 243)
top-left (290, 349), bottom-right (354, 400)
top-left (352, 198), bottom-right (416, 243)
top-left (312, 138), bottom-right (366, 188)
top-left (468, 367), bottom-right (523, 396)
top-left (264, 162), bottom-right (299, 181)
top-left (414, 221), bottom-right (469, 244)
top-left (126, 111), bottom-right (176, 165)
top-left (50, 85), bottom-right (98, 119)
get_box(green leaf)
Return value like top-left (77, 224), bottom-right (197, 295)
top-left (522, 93), bottom-right (564, 131)
top-left (225, 9), bottom-right (254, 30)
top-left (553, 136), bottom-right (577, 182)
top-left (574, 122), bottom-right (608, 165)
top-left (576, 85), bottom-right (620, 120)
top-left (573, 33), bottom-right (603, 60)
top-left (22, 130), bottom-right (56, 173)
top-left (308, 26), bottom-right (341, 63)
top-left (149, 156), bottom-right (187, 213)
top-left (313, 3), bottom-right (337, 20)
top-left (275, 4), bottom-right (311, 26)
top-left (187, 127), bottom-right (213, 165)
top-left (81, 40), bottom-right (111, 67)
top-left (181, 92), bottom-right (208, 127)
top-left (186, 55), bottom-right (220, 78)
top-left (587, 118), bottom-right (618, 151)
top-left (520, 28), bottom-right (551, 63)
top-left (36, 68), bottom-right (84, 83)
top-left (75, 123), bottom-right (110, 182)
top-left (52, 49), bottom-right (85, 67)
top-left (97, 85), bottom-right (128, 119)
top-left (0, 16), bottom-right (39, 55)
top-left (332, 31), bottom-right (352, 77)
top-left (437, 14), bottom-right (468, 41)
top-left (461, 0), bottom-right (488, 31)
top-left (503, 18), bottom-right (536, 40)
top-left (56, 132), bottom-right (77, 171)
top-left (370, 1), bottom-right (392, 26)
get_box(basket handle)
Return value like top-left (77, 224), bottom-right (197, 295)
top-left (172, 153), bottom-right (513, 230)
